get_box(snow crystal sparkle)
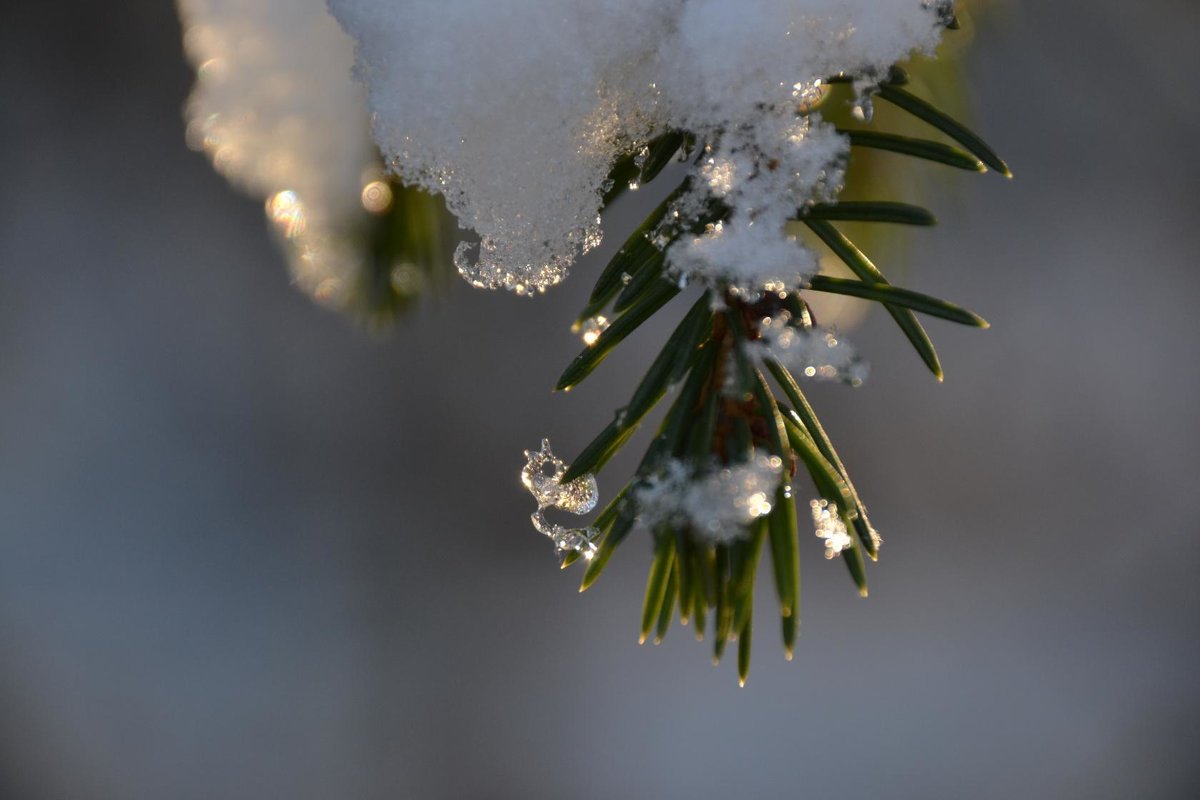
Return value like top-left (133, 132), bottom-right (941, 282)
top-left (579, 315), bottom-right (610, 347)
top-left (751, 311), bottom-right (869, 386)
top-left (810, 498), bottom-right (853, 559)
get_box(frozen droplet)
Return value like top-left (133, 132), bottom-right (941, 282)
top-left (521, 439), bottom-right (601, 563)
top-left (555, 474), bottom-right (598, 514)
top-left (580, 315), bottom-right (610, 346)
top-left (531, 510), bottom-right (599, 563)
top-left (555, 526), bottom-right (599, 562)
top-left (851, 95), bottom-right (874, 123)
top-left (521, 438), bottom-right (597, 514)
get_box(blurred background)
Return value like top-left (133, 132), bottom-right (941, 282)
top-left (1, 1), bottom-right (1198, 797)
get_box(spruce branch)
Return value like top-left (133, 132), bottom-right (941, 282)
top-left (542, 37), bottom-right (1010, 684)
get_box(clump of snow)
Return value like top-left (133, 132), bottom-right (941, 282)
top-left (634, 451), bottom-right (784, 543)
top-left (750, 310), bottom-right (868, 385)
top-left (178, 0), bottom-right (381, 304)
top-left (328, 0), bottom-right (946, 295)
top-left (662, 94), bottom-right (849, 296)
top-left (810, 498), bottom-right (853, 558)
top-left (326, 0), bottom-right (675, 295)
top-left (521, 439), bottom-right (601, 563)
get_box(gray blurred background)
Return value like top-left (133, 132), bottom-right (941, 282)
top-left (1, 1), bottom-right (1197, 798)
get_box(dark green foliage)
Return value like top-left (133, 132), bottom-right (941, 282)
top-left (800, 201), bottom-right (937, 226)
top-left (877, 85), bottom-right (1011, 177)
top-left (802, 219), bottom-right (944, 379)
top-left (806, 275), bottom-right (989, 327)
top-left (842, 129), bottom-right (986, 172)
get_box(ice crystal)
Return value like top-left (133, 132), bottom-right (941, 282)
top-left (635, 451), bottom-right (783, 543)
top-left (328, 0), bottom-right (946, 295)
top-left (522, 439), bottom-right (598, 514)
top-left (521, 439), bottom-right (600, 562)
top-left (750, 311), bottom-right (869, 386)
top-left (579, 315), bottom-right (611, 347)
top-left (178, 0), bottom-right (380, 305)
top-left (810, 499), bottom-right (853, 559)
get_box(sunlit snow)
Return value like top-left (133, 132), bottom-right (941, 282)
top-left (328, 0), bottom-right (945, 294)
